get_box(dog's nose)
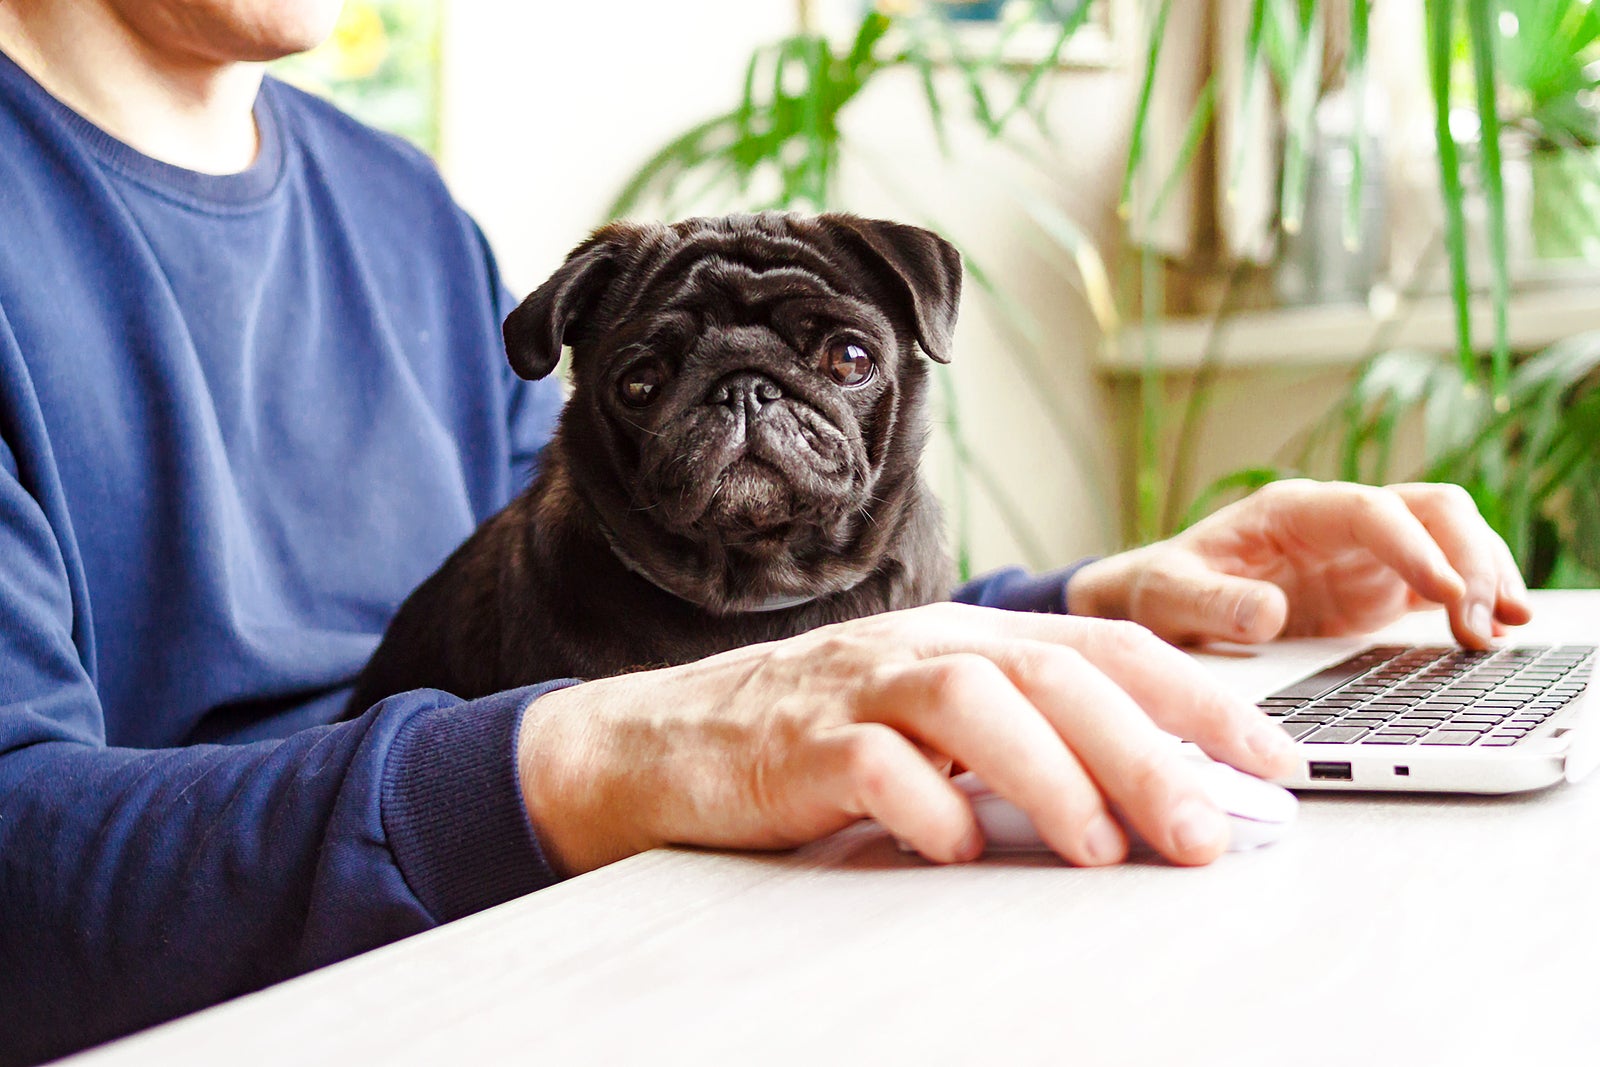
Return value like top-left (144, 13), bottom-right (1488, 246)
top-left (706, 371), bottom-right (784, 417)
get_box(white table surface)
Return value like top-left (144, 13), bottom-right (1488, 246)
top-left (66, 592), bottom-right (1600, 1066)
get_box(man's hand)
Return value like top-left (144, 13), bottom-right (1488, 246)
top-left (517, 604), bottom-right (1298, 876)
top-left (1068, 480), bottom-right (1533, 649)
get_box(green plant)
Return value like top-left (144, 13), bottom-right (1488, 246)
top-left (1123, 0), bottom-right (1373, 543)
top-left (1494, 0), bottom-right (1600, 259)
top-left (1496, 0), bottom-right (1600, 150)
top-left (1131, 0), bottom-right (1598, 587)
top-left (1248, 337), bottom-right (1600, 588)
top-left (608, 4), bottom-right (1094, 219)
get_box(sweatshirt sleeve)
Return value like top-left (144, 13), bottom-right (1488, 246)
top-left (952, 560), bottom-right (1100, 615)
top-left (0, 435), bottom-right (576, 1065)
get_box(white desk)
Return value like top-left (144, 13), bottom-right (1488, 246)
top-left (67, 592), bottom-right (1600, 1066)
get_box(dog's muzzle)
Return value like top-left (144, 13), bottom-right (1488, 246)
top-left (705, 370), bottom-right (784, 418)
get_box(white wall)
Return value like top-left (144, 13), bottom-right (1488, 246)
top-left (440, 1), bottom-right (797, 293)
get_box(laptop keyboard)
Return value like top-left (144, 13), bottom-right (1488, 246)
top-left (1259, 644), bottom-right (1596, 748)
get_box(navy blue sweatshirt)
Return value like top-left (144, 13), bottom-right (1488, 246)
top-left (0, 49), bottom-right (1081, 1065)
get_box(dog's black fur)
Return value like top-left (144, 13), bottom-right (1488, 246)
top-left (346, 212), bottom-right (961, 712)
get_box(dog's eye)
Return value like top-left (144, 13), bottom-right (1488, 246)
top-left (618, 360), bottom-right (668, 408)
top-left (824, 341), bottom-right (874, 387)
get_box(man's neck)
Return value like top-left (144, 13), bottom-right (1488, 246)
top-left (0, 2), bottom-right (262, 174)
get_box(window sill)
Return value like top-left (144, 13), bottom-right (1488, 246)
top-left (1100, 281), bottom-right (1600, 376)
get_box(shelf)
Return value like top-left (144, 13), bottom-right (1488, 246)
top-left (1100, 284), bottom-right (1600, 376)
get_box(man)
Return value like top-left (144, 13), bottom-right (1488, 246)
top-left (0, 1), bottom-right (1531, 1063)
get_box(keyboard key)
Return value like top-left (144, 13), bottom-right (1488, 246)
top-left (1279, 721), bottom-right (1321, 741)
top-left (1421, 731), bottom-right (1483, 746)
top-left (1362, 734), bottom-right (1418, 745)
top-left (1270, 653), bottom-right (1382, 700)
top-left (1307, 726), bottom-right (1370, 744)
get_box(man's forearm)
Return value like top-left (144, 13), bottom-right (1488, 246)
top-left (0, 681), bottom-right (570, 1064)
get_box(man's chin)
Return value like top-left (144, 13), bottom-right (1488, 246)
top-left (121, 0), bottom-right (346, 66)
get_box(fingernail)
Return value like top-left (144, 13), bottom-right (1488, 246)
top-left (1233, 595), bottom-right (1259, 635)
top-left (1170, 798), bottom-right (1229, 854)
top-left (1469, 601), bottom-right (1493, 641)
top-left (1247, 723), bottom-right (1295, 765)
top-left (1084, 813), bottom-right (1125, 865)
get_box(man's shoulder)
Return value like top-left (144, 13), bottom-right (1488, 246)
top-left (261, 75), bottom-right (452, 203)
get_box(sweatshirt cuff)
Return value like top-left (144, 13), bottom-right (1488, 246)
top-left (953, 558), bottom-right (1101, 615)
top-left (380, 680), bottom-right (580, 924)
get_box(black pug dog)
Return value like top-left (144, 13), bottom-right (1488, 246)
top-left (346, 212), bottom-right (961, 713)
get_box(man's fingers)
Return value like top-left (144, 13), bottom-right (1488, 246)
top-left (815, 723), bottom-right (980, 864)
top-left (1391, 483), bottom-right (1532, 645)
top-left (1032, 622), bottom-right (1296, 780)
top-left (1485, 519), bottom-right (1533, 625)
top-left (869, 604), bottom-right (1296, 781)
top-left (868, 653), bottom-right (1127, 867)
top-left (1266, 481), bottom-right (1467, 607)
top-left (1124, 563), bottom-right (1289, 645)
top-left (867, 624), bottom-right (1291, 865)
top-left (970, 639), bottom-right (1235, 866)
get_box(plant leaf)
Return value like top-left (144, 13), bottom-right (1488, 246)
top-left (1466, 0), bottom-right (1513, 399)
top-left (1344, 0), bottom-right (1371, 250)
top-left (1119, 0), bottom-right (1174, 223)
top-left (1426, 0), bottom-right (1478, 379)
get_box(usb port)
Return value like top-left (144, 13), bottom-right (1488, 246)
top-left (1308, 761), bottom-right (1353, 781)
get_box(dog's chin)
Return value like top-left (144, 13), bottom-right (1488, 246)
top-left (616, 459), bottom-right (872, 615)
top-left (701, 459), bottom-right (801, 537)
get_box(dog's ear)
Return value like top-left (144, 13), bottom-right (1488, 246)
top-left (818, 215), bottom-right (963, 364)
top-left (503, 222), bottom-right (649, 380)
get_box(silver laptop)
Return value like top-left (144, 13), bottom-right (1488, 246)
top-left (1261, 643), bottom-right (1598, 793)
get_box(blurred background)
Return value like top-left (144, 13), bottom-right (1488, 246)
top-left (275, 0), bottom-right (1600, 588)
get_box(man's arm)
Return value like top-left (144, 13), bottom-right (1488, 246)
top-left (951, 561), bottom-right (1099, 614)
top-left (0, 441), bottom-right (568, 1064)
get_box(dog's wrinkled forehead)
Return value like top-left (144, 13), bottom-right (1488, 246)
top-left (502, 213), bottom-right (963, 381)
top-left (618, 227), bottom-right (865, 339)
top-left (645, 247), bottom-right (844, 323)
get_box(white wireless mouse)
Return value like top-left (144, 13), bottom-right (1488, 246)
top-left (950, 758), bottom-right (1298, 857)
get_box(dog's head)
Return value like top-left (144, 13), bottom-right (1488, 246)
top-left (503, 212), bottom-right (961, 614)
